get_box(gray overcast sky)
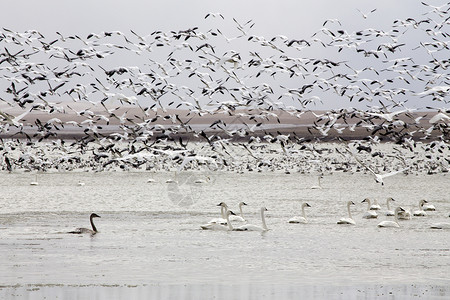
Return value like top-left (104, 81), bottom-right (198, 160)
top-left (1, 1), bottom-right (449, 111)
top-left (3, 1), bottom-right (423, 37)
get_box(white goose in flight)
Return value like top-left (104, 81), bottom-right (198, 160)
top-left (347, 149), bottom-right (409, 185)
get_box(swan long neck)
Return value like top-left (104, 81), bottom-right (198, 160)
top-left (347, 203), bottom-right (352, 219)
top-left (386, 199), bottom-right (391, 210)
top-left (239, 204), bottom-right (244, 218)
top-left (301, 205), bottom-right (306, 219)
top-left (394, 208), bottom-right (400, 224)
top-left (365, 199), bottom-right (371, 210)
top-left (226, 212), bottom-right (233, 230)
top-left (220, 206), bottom-right (225, 218)
top-left (90, 216), bottom-right (97, 232)
top-left (261, 208), bottom-right (268, 230)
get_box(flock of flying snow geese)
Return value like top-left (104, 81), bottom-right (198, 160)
top-left (0, 4), bottom-right (448, 180)
top-left (0, 2), bottom-right (449, 176)
top-left (0, 2), bottom-right (444, 234)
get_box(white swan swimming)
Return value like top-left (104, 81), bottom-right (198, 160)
top-left (378, 207), bottom-right (405, 228)
top-left (337, 201), bottom-right (356, 225)
top-left (205, 202), bottom-right (229, 225)
top-left (229, 202), bottom-right (247, 222)
top-left (311, 176), bottom-right (323, 189)
top-left (194, 176), bottom-right (210, 184)
top-left (165, 171), bottom-right (178, 183)
top-left (385, 197), bottom-right (396, 216)
top-left (146, 170), bottom-right (157, 183)
top-left (68, 213), bottom-right (101, 234)
top-left (422, 200), bottom-right (436, 211)
top-left (361, 198), bottom-right (378, 219)
top-left (397, 205), bottom-right (412, 220)
top-left (200, 210), bottom-right (235, 231)
top-left (288, 202), bottom-right (311, 223)
top-left (413, 199), bottom-right (428, 217)
top-left (233, 207), bottom-right (269, 232)
top-left (369, 198), bottom-right (381, 210)
top-left (430, 222), bottom-right (450, 229)
top-left (30, 174), bottom-right (38, 186)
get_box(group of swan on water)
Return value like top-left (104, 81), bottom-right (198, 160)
top-left (66, 197), bottom-right (447, 235)
top-left (200, 198), bottom-right (448, 231)
top-left (201, 202), bottom-right (269, 232)
top-left (337, 198), bottom-right (448, 228)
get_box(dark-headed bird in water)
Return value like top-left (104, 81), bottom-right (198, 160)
top-left (68, 213), bottom-right (101, 235)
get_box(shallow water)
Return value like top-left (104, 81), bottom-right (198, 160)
top-left (0, 171), bottom-right (449, 299)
